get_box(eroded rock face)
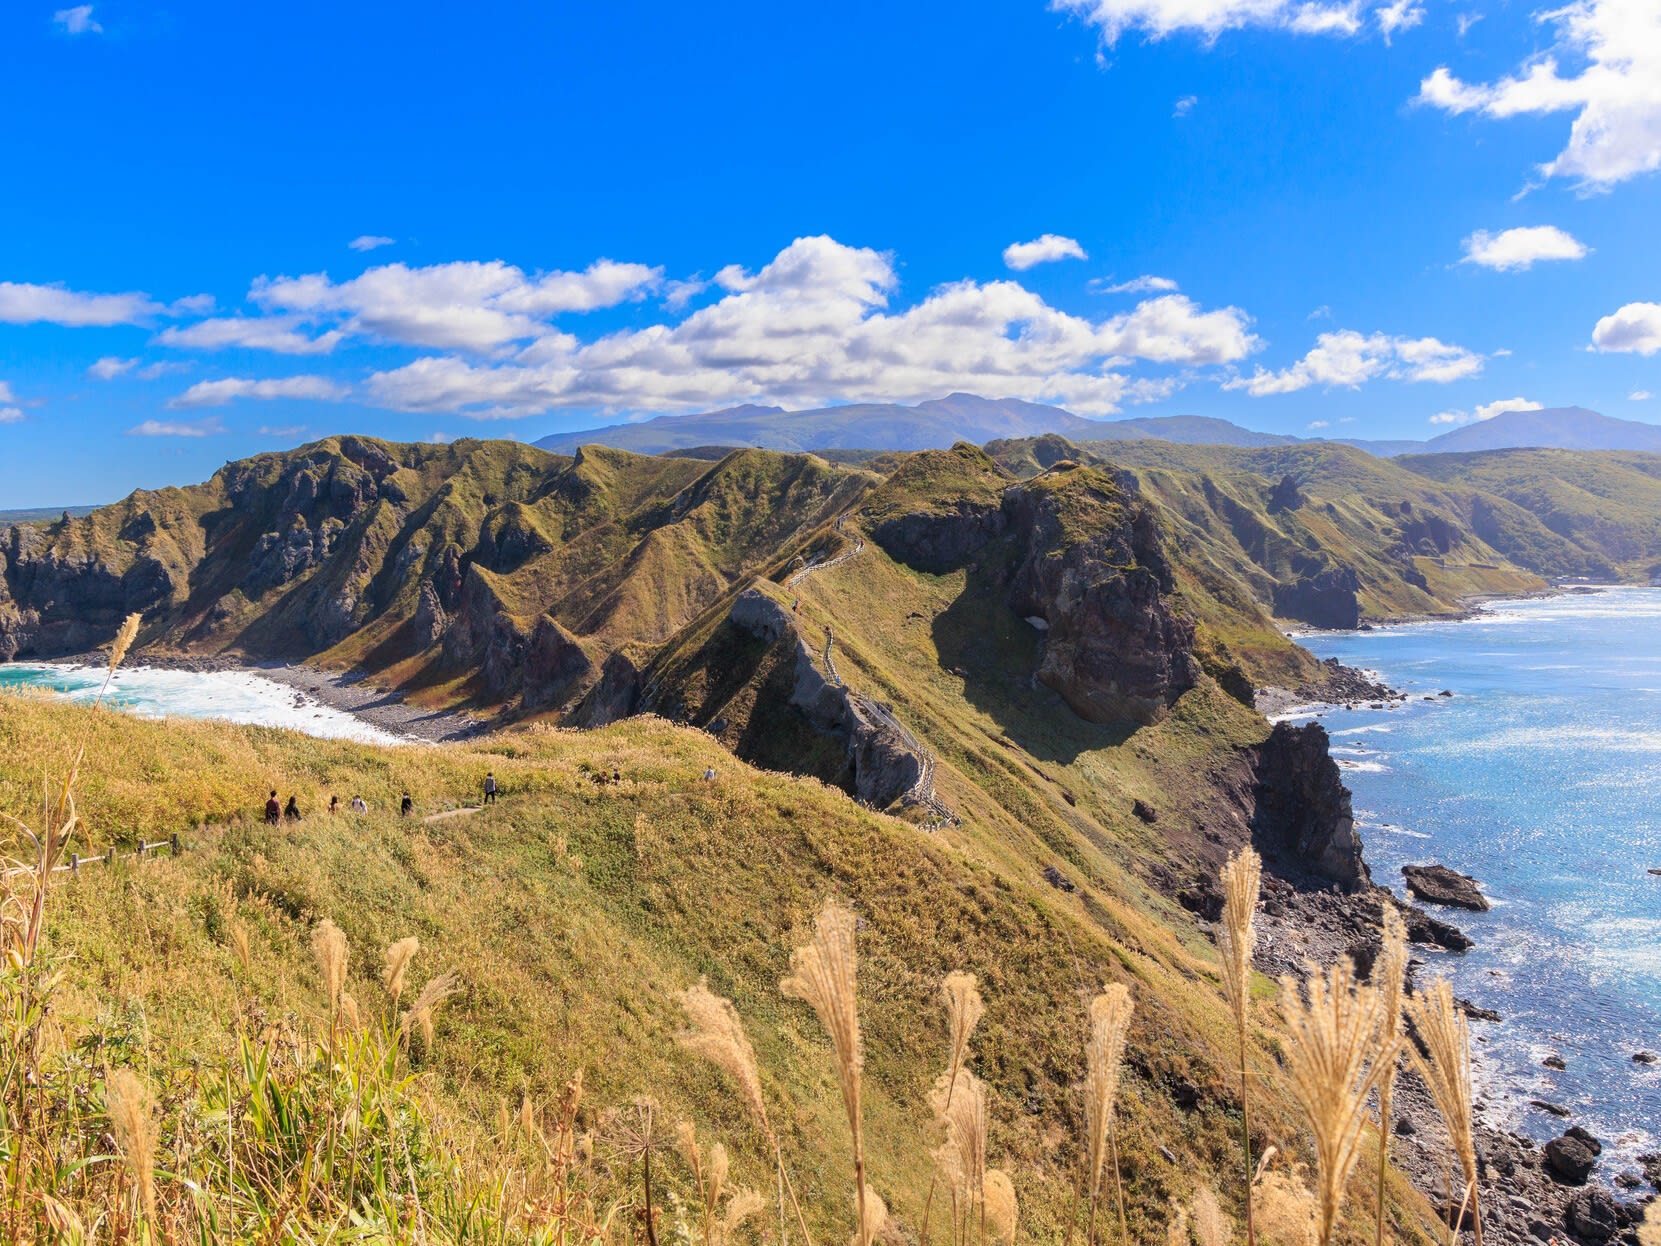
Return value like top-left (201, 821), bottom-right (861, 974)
top-left (1004, 475), bottom-right (1198, 726)
top-left (522, 615), bottom-right (597, 711)
top-left (1251, 722), bottom-right (1370, 892)
top-left (870, 503), bottom-right (1006, 574)
top-left (1272, 565), bottom-right (1361, 630)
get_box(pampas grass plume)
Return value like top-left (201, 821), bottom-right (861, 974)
top-left (384, 935), bottom-right (420, 1007)
top-left (402, 970), bottom-right (460, 1047)
top-left (311, 918), bottom-right (349, 1015)
top-left (106, 1067), bottom-right (157, 1224)
top-left (984, 1169), bottom-right (1018, 1246)
top-left (677, 979), bottom-right (773, 1142)
top-left (1405, 976), bottom-right (1483, 1246)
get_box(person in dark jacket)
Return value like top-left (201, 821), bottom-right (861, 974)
top-left (283, 796), bottom-right (302, 822)
top-left (483, 772), bottom-right (498, 805)
top-left (264, 791), bottom-right (280, 825)
top-left (400, 791), bottom-right (414, 817)
top-left (329, 795), bottom-right (339, 816)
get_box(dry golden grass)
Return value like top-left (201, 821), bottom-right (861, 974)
top-left (1219, 845), bottom-right (1263, 1245)
top-left (1406, 976), bottom-right (1482, 1245)
top-left (1083, 983), bottom-right (1134, 1245)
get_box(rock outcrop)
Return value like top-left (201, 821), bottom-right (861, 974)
top-left (1003, 471), bottom-right (1198, 725)
top-left (1272, 565), bottom-right (1361, 630)
top-left (870, 503), bottom-right (1005, 575)
top-left (521, 616), bottom-right (597, 711)
top-left (1402, 863), bottom-right (1491, 911)
top-left (1250, 722), bottom-right (1370, 891)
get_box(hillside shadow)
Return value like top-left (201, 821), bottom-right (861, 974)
top-left (931, 563), bottom-right (1136, 765)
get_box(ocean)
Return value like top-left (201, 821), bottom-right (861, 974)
top-left (1290, 587), bottom-right (1661, 1174)
top-left (0, 662), bottom-right (405, 745)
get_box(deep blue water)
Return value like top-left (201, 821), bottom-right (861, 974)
top-left (1292, 588), bottom-right (1661, 1169)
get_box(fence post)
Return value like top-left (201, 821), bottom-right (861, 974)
top-left (70, 853), bottom-right (79, 874)
top-left (107, 847), bottom-right (116, 865)
top-left (171, 833), bottom-right (180, 856)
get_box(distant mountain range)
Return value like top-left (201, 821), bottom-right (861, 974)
top-left (534, 395), bottom-right (1661, 459)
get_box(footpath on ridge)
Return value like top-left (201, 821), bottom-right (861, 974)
top-left (786, 519), bottom-right (957, 829)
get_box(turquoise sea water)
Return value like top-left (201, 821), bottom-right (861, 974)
top-left (1292, 588), bottom-right (1661, 1169)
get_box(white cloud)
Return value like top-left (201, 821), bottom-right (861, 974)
top-left (0, 281), bottom-right (160, 327)
top-left (53, 5), bottom-right (101, 34)
top-left (1429, 397), bottom-right (1542, 425)
top-left (1416, 0), bottom-right (1661, 189)
top-left (0, 382), bottom-right (13, 403)
top-left (1593, 302), bottom-right (1661, 354)
top-left (0, 408), bottom-right (22, 425)
top-left (88, 356), bottom-right (137, 380)
top-left (1308, 304), bottom-right (1333, 319)
top-left (349, 235), bottom-right (396, 252)
top-left (1095, 274), bottom-right (1180, 294)
top-left (1460, 225), bottom-right (1589, 271)
top-left (157, 317), bottom-right (343, 356)
top-left (1632, 390), bottom-right (1653, 400)
top-left (1376, 0), bottom-right (1422, 41)
top-left (1456, 12), bottom-right (1482, 37)
top-left (1226, 328), bottom-right (1484, 395)
top-left (360, 236), bottom-right (1256, 419)
top-left (170, 376), bottom-right (348, 409)
top-left (127, 417), bottom-right (225, 437)
top-left (250, 258), bottom-right (662, 352)
top-left (1002, 235), bottom-right (1088, 271)
top-left (1306, 419), bottom-right (1331, 429)
top-left (1173, 95), bottom-right (1198, 117)
top-left (257, 424), bottom-right (309, 437)
top-left (662, 277), bottom-right (709, 311)
top-left (137, 361), bottom-right (191, 380)
top-left (1054, 0), bottom-right (1367, 43)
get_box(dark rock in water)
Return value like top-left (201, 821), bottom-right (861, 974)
top-left (1615, 1172), bottom-right (1641, 1189)
top-left (1545, 1134), bottom-right (1598, 1183)
top-left (1401, 904), bottom-right (1473, 950)
top-left (1250, 722), bottom-right (1371, 892)
top-left (1439, 689), bottom-right (1453, 697)
top-left (1132, 799), bottom-right (1158, 824)
top-left (1648, 867), bottom-right (1661, 877)
top-left (1543, 1054), bottom-right (1567, 1070)
top-left (1565, 1126), bottom-right (1602, 1155)
top-left (1532, 1100), bottom-right (1572, 1118)
top-left (1633, 1051), bottom-right (1658, 1064)
top-left (1458, 998), bottom-right (1502, 1022)
top-left (1563, 1188), bottom-right (1622, 1241)
top-left (1639, 1152), bottom-right (1661, 1188)
top-left (1402, 863), bottom-right (1492, 911)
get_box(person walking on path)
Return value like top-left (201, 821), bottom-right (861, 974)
top-left (350, 795), bottom-right (368, 814)
top-left (400, 791), bottom-right (414, 817)
top-left (283, 795), bottom-right (302, 823)
top-left (329, 795), bottom-right (339, 816)
top-left (264, 791), bottom-right (281, 826)
top-left (483, 772), bottom-right (498, 805)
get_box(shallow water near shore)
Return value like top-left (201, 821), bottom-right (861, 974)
top-left (1293, 587), bottom-right (1661, 1175)
top-left (0, 662), bottom-right (406, 745)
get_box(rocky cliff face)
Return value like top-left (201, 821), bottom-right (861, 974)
top-left (1250, 721), bottom-right (1370, 891)
top-left (1272, 565), bottom-right (1361, 630)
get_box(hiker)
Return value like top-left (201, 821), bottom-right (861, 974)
top-left (611, 769), bottom-right (620, 784)
top-left (350, 795), bottom-right (369, 814)
top-left (703, 766), bottom-right (716, 782)
top-left (329, 795), bottom-right (339, 816)
top-left (283, 795), bottom-right (302, 822)
top-left (483, 772), bottom-right (498, 805)
top-left (264, 790), bottom-right (280, 825)
top-left (400, 791), bottom-right (414, 817)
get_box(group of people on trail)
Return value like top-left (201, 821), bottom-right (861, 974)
top-left (260, 772), bottom-right (501, 824)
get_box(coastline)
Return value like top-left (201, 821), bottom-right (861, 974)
top-left (2, 652), bottom-right (489, 744)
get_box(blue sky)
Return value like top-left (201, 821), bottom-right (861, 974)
top-left (2, 0), bottom-right (1658, 505)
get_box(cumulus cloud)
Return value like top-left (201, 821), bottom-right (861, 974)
top-left (1461, 225), bottom-right (1589, 271)
top-left (1376, 0), bottom-right (1422, 41)
top-left (249, 257), bottom-right (662, 352)
top-left (257, 424), bottom-right (309, 437)
top-left (170, 376), bottom-right (348, 409)
top-left (1173, 95), bottom-right (1198, 117)
top-left (128, 417), bottom-right (225, 437)
top-left (0, 408), bottom-right (22, 425)
top-left (1053, 0), bottom-right (1369, 43)
top-left (0, 281), bottom-right (161, 327)
top-left (88, 356), bottom-right (137, 380)
top-left (349, 235), bottom-right (396, 252)
top-left (1094, 274), bottom-right (1180, 294)
top-left (1225, 328), bottom-right (1484, 395)
top-left (1429, 396), bottom-right (1542, 425)
top-left (53, 5), bottom-right (101, 34)
top-left (1416, 0), bottom-right (1661, 188)
top-left (1592, 301), bottom-right (1661, 354)
top-left (1633, 390), bottom-right (1653, 400)
top-left (1002, 235), bottom-right (1088, 271)
top-left (0, 382), bottom-right (13, 403)
top-left (157, 317), bottom-right (343, 355)
top-left (356, 237), bottom-right (1255, 419)
top-left (1307, 419), bottom-right (1331, 429)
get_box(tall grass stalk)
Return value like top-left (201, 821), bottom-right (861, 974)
top-left (781, 900), bottom-right (867, 1246)
top-left (1371, 908), bottom-right (1408, 1246)
top-left (1218, 846), bottom-right (1263, 1246)
top-left (922, 971), bottom-right (985, 1246)
top-left (1406, 977), bottom-right (1482, 1246)
top-left (1082, 983), bottom-right (1133, 1246)
top-left (1277, 959), bottom-right (1386, 1246)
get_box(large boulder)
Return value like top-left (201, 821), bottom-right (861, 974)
top-left (1564, 1189), bottom-right (1622, 1241)
top-left (1545, 1133), bottom-right (1598, 1184)
top-left (1402, 864), bottom-right (1491, 911)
